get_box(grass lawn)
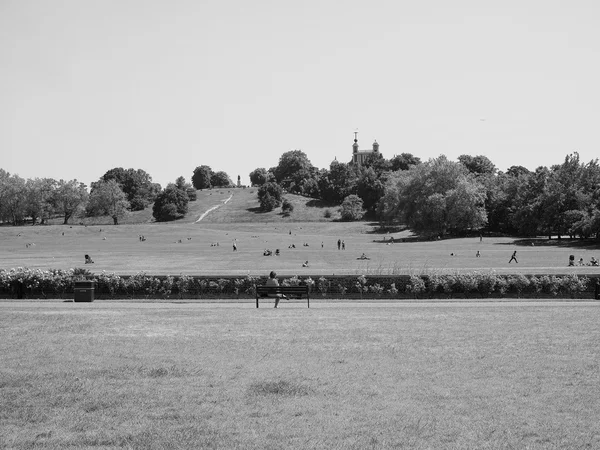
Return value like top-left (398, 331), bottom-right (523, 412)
top-left (3, 220), bottom-right (600, 276)
top-left (1, 301), bottom-right (599, 449)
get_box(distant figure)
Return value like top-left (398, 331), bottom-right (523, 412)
top-left (321, 242), bottom-right (323, 248)
top-left (476, 250), bottom-right (481, 257)
top-left (578, 257), bottom-right (585, 266)
top-left (275, 249), bottom-right (280, 256)
top-left (302, 261), bottom-right (309, 267)
top-left (337, 239), bottom-right (341, 250)
top-left (450, 253), bottom-right (455, 257)
top-left (590, 257), bottom-right (598, 266)
top-left (84, 254), bottom-right (94, 264)
top-left (358, 253), bottom-right (370, 260)
top-left (342, 240), bottom-right (345, 250)
top-left (569, 255), bottom-right (575, 266)
top-left (479, 233), bottom-right (483, 242)
top-left (266, 271), bottom-right (286, 308)
top-left (233, 242), bottom-right (237, 251)
top-left (509, 251), bottom-right (518, 263)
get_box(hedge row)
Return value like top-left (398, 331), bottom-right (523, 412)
top-left (0, 267), bottom-right (596, 299)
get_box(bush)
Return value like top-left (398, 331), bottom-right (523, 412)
top-left (281, 198), bottom-right (294, 215)
top-left (257, 182), bottom-right (283, 212)
top-left (324, 209), bottom-right (332, 218)
top-left (339, 195), bottom-right (365, 221)
top-left (152, 184), bottom-right (189, 221)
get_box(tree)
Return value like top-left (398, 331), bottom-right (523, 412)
top-left (211, 171), bottom-right (232, 187)
top-left (152, 184), bottom-right (189, 222)
top-left (100, 168), bottom-right (160, 211)
top-left (257, 182), bottom-right (283, 211)
top-left (390, 153), bottom-right (421, 171)
top-left (249, 168), bottom-right (274, 186)
top-left (380, 156), bottom-right (487, 236)
top-left (192, 165), bottom-right (213, 190)
top-left (0, 174), bottom-right (27, 224)
top-left (458, 154), bottom-right (496, 175)
top-left (174, 176), bottom-right (197, 201)
top-left (340, 195), bottom-right (365, 221)
top-left (356, 166), bottom-right (387, 216)
top-left (318, 160), bottom-right (357, 204)
top-left (24, 178), bottom-right (56, 225)
top-left (274, 150), bottom-right (317, 194)
top-left (52, 179), bottom-right (89, 224)
top-left (87, 179), bottom-right (130, 225)
top-left (281, 198), bottom-right (294, 216)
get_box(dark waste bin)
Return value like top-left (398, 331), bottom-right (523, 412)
top-left (74, 280), bottom-right (95, 302)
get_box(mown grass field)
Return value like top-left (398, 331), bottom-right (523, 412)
top-left (4, 187), bottom-right (600, 276)
top-left (2, 301), bottom-right (599, 449)
top-left (2, 221), bottom-right (600, 276)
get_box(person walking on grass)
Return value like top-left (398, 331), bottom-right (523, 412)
top-left (509, 251), bottom-right (518, 263)
top-left (266, 270), bottom-right (287, 308)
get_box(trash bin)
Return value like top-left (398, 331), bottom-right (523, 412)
top-left (74, 280), bottom-right (95, 302)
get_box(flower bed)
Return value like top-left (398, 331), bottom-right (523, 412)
top-left (0, 268), bottom-right (597, 300)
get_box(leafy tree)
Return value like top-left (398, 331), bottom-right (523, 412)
top-left (318, 160), bottom-right (357, 204)
top-left (211, 171), bottom-right (232, 187)
top-left (281, 198), bottom-right (294, 216)
top-left (356, 167), bottom-right (387, 216)
top-left (152, 184), bottom-right (189, 222)
top-left (380, 156), bottom-right (487, 236)
top-left (192, 165), bottom-right (213, 190)
top-left (340, 194), bottom-right (365, 221)
top-left (458, 154), bottom-right (496, 175)
top-left (249, 168), bottom-right (274, 186)
top-left (274, 150), bottom-right (317, 194)
top-left (361, 152), bottom-right (391, 175)
top-left (390, 153), bottom-right (421, 171)
top-left (506, 165), bottom-right (530, 178)
top-left (174, 176), bottom-right (197, 201)
top-left (0, 174), bottom-right (27, 224)
top-left (100, 168), bottom-right (160, 211)
top-left (24, 178), bottom-right (56, 225)
top-left (52, 179), bottom-right (89, 225)
top-left (87, 179), bottom-right (130, 225)
top-left (257, 182), bottom-right (283, 211)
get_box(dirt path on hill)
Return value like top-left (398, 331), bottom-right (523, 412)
top-left (195, 193), bottom-right (233, 222)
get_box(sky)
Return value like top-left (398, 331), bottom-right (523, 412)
top-left (2, 0), bottom-right (600, 189)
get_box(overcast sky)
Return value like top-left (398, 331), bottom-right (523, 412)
top-left (2, 0), bottom-right (599, 188)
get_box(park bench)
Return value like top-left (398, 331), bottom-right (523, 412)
top-left (255, 285), bottom-right (310, 308)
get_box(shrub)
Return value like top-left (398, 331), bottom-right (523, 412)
top-left (508, 274), bottom-right (530, 297)
top-left (257, 182), bottom-right (283, 212)
top-left (324, 209), bottom-right (332, 219)
top-left (281, 198), bottom-right (294, 215)
top-left (476, 271), bottom-right (498, 297)
top-left (340, 195), bottom-right (365, 221)
top-left (406, 275), bottom-right (426, 298)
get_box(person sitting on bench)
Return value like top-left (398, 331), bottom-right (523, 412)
top-left (590, 257), bottom-right (598, 266)
top-left (84, 254), bottom-right (94, 264)
top-left (266, 271), bottom-right (287, 308)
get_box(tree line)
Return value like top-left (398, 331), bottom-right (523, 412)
top-left (250, 150), bottom-right (600, 239)
top-left (0, 165), bottom-right (235, 225)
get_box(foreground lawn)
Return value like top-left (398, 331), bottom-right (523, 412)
top-left (2, 301), bottom-right (599, 449)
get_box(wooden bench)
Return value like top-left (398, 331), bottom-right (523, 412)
top-left (255, 285), bottom-right (310, 308)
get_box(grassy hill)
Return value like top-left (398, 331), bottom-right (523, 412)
top-left (46, 188), bottom-right (342, 226)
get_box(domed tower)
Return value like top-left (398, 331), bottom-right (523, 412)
top-left (372, 140), bottom-right (379, 153)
